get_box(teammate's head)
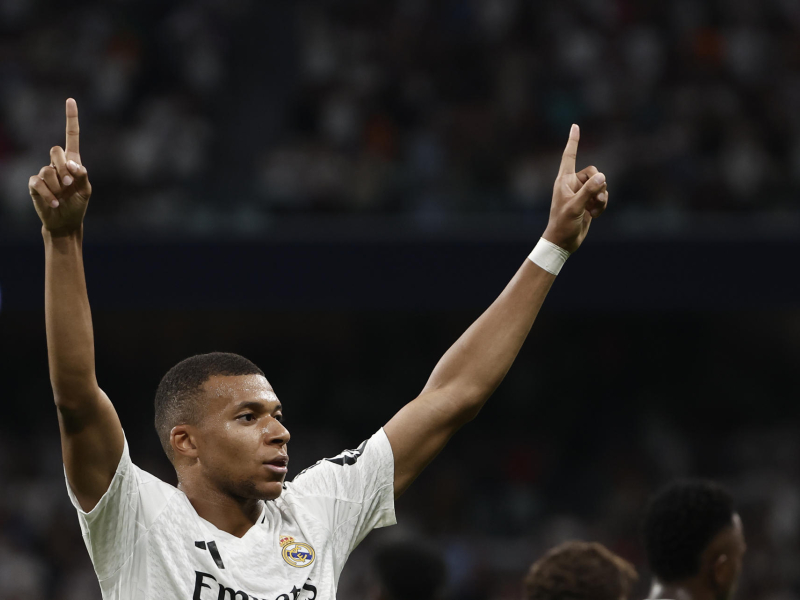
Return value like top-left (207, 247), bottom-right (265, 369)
top-left (154, 352), bottom-right (290, 500)
top-left (643, 480), bottom-right (745, 600)
top-left (523, 541), bottom-right (638, 600)
top-left (372, 540), bottom-right (447, 600)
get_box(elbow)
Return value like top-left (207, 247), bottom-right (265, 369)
top-left (51, 377), bottom-right (101, 410)
top-left (53, 385), bottom-right (105, 434)
top-left (457, 403), bottom-right (484, 424)
top-left (447, 384), bottom-right (495, 425)
top-left (422, 379), bottom-right (498, 426)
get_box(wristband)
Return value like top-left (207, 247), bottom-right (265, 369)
top-left (528, 238), bottom-right (570, 275)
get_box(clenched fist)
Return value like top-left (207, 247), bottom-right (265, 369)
top-left (29, 98), bottom-right (92, 236)
top-left (542, 124), bottom-right (609, 253)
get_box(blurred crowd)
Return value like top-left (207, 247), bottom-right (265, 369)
top-left (0, 309), bottom-right (798, 599)
top-left (1, 0), bottom-right (799, 235)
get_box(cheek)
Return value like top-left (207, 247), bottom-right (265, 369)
top-left (201, 423), bottom-right (249, 459)
top-left (216, 424), bottom-right (264, 458)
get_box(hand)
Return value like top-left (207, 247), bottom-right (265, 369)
top-left (29, 98), bottom-right (92, 236)
top-left (542, 124), bottom-right (609, 253)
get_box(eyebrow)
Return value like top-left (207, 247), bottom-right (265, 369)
top-left (232, 400), bottom-right (282, 413)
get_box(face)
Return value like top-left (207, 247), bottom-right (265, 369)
top-left (709, 513), bottom-right (747, 600)
top-left (181, 374), bottom-right (291, 501)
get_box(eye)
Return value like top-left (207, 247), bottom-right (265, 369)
top-left (237, 413), bottom-right (255, 422)
top-left (274, 414), bottom-right (284, 423)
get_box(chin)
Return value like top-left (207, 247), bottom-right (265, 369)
top-left (228, 476), bottom-right (285, 501)
top-left (257, 481), bottom-right (285, 501)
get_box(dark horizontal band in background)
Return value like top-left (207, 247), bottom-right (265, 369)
top-left (1, 237), bottom-right (797, 311)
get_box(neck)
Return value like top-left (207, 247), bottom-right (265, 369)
top-left (178, 478), bottom-right (264, 538)
top-left (649, 579), bottom-right (715, 600)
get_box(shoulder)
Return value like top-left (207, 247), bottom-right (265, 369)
top-left (129, 463), bottom-right (182, 518)
top-left (69, 437), bottom-right (180, 529)
top-left (284, 429), bottom-right (393, 499)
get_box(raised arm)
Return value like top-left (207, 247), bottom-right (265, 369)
top-left (29, 99), bottom-right (123, 511)
top-left (384, 125), bottom-right (609, 496)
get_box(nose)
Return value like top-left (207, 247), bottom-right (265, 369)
top-left (265, 417), bottom-right (290, 447)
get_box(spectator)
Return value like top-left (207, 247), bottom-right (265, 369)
top-left (524, 541), bottom-right (638, 600)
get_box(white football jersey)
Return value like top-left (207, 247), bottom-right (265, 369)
top-left (65, 429), bottom-right (396, 600)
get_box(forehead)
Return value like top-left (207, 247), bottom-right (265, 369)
top-left (201, 374), bottom-right (279, 408)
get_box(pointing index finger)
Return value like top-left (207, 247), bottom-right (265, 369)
top-left (558, 124), bottom-right (580, 176)
top-left (65, 98), bottom-right (80, 162)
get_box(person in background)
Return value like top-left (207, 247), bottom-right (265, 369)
top-left (524, 540), bottom-right (638, 600)
top-left (643, 480), bottom-right (746, 600)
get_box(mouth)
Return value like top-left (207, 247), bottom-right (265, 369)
top-left (263, 455), bottom-right (289, 475)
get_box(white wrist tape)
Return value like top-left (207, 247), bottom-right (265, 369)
top-left (528, 238), bottom-right (570, 275)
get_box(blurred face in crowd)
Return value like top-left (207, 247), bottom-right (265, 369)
top-left (177, 374), bottom-right (290, 500)
top-left (708, 513), bottom-right (746, 600)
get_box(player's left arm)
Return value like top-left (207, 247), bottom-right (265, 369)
top-left (384, 125), bottom-right (609, 497)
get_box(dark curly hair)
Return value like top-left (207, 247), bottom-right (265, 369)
top-left (524, 541), bottom-right (638, 600)
top-left (643, 479), bottom-right (735, 582)
top-left (154, 352), bottom-right (265, 460)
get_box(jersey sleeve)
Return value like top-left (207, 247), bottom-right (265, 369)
top-left (287, 428), bottom-right (396, 554)
top-left (64, 434), bottom-right (177, 581)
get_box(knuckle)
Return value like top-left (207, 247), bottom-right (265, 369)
top-left (50, 146), bottom-right (62, 155)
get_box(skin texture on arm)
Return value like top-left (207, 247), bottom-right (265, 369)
top-left (30, 99), bottom-right (124, 512)
top-left (384, 125), bottom-right (609, 497)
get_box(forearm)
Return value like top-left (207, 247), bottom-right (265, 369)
top-left (44, 226), bottom-right (100, 404)
top-left (386, 126), bottom-right (608, 495)
top-left (422, 259), bottom-right (555, 413)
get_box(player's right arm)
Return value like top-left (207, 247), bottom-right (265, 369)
top-left (29, 98), bottom-right (124, 512)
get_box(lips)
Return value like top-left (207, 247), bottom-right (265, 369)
top-left (267, 455), bottom-right (289, 468)
top-left (263, 455), bottom-right (289, 475)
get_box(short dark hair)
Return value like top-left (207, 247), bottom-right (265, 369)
top-left (524, 541), bottom-right (638, 600)
top-left (374, 540), bottom-right (446, 600)
top-left (643, 479), bottom-right (735, 582)
top-left (154, 352), bottom-right (265, 459)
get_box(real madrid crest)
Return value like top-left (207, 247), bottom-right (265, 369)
top-left (279, 535), bottom-right (315, 568)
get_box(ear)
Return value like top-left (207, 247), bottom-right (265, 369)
top-left (171, 425), bottom-right (199, 460)
top-left (712, 553), bottom-right (732, 588)
top-left (367, 583), bottom-right (385, 600)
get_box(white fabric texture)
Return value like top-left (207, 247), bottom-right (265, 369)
top-left (528, 237), bottom-right (570, 275)
top-left (65, 429), bottom-right (396, 600)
